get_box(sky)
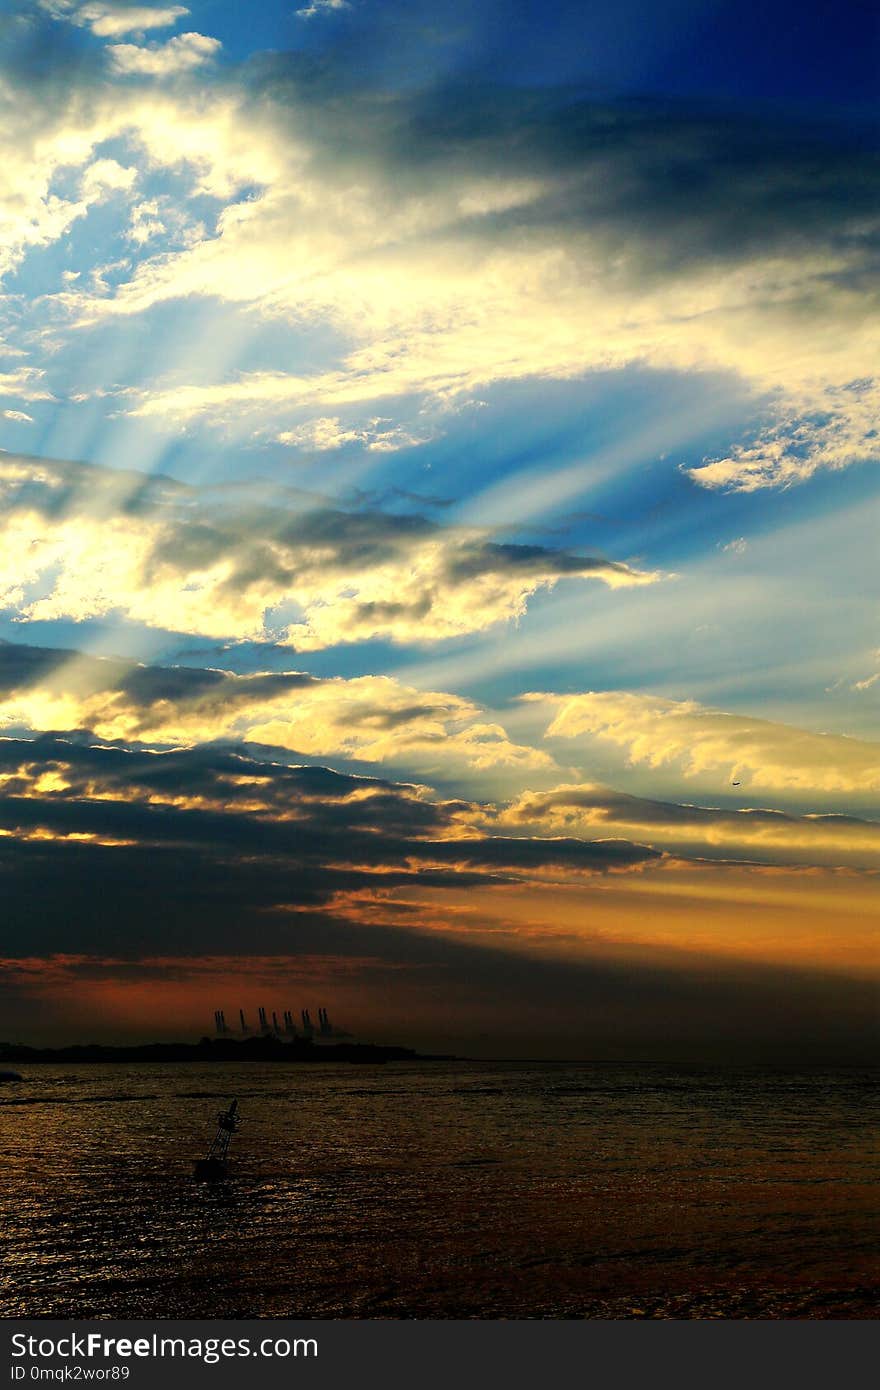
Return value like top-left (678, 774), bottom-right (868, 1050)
top-left (0, 0), bottom-right (877, 1058)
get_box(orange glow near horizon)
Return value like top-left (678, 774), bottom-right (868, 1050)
top-left (2, 852), bottom-right (876, 1050)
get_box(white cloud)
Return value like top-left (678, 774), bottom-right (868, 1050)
top-left (80, 157), bottom-right (138, 195)
top-left (690, 379), bottom-right (880, 492)
top-left (107, 32), bottom-right (221, 76)
top-left (296, 0), bottom-right (350, 19)
top-left (119, 242), bottom-right (877, 484)
top-left (2, 410), bottom-right (34, 423)
top-left (41, 3), bottom-right (190, 38)
top-left (109, 166), bottom-right (878, 490)
top-left (0, 66), bottom-right (274, 286)
top-left (126, 198), bottom-right (165, 244)
top-left (0, 368), bottom-right (54, 403)
top-left (852, 651), bottom-right (880, 693)
top-left (277, 416), bottom-right (431, 453)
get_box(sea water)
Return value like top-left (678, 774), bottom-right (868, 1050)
top-left (1, 1061), bottom-right (877, 1318)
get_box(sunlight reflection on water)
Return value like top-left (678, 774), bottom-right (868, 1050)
top-left (1, 1061), bottom-right (877, 1318)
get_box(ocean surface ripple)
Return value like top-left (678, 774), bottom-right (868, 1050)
top-left (1, 1061), bottom-right (877, 1319)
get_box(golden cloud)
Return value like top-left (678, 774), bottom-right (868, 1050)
top-left (500, 782), bottom-right (880, 869)
top-left (533, 690), bottom-right (880, 794)
top-left (0, 455), bottom-right (654, 648)
top-left (0, 641), bottom-right (554, 775)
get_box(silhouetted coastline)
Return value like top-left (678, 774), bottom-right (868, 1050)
top-left (0, 1036), bottom-right (454, 1064)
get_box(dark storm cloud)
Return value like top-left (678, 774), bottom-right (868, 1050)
top-left (0, 732), bottom-right (453, 832)
top-left (241, 47), bottom-right (880, 283)
top-left (421, 835), bottom-right (660, 871)
top-left (15, 9), bottom-right (871, 290)
top-left (118, 664), bottom-right (317, 713)
top-left (425, 95), bottom-right (879, 274)
top-left (0, 734), bottom-right (664, 960)
top-left (443, 541), bottom-right (635, 584)
top-left (3, 823), bottom-right (876, 1064)
top-left (0, 733), bottom-right (876, 1062)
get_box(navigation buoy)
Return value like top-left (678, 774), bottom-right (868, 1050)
top-left (193, 1099), bottom-right (240, 1180)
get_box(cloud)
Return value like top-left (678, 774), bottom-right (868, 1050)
top-left (296, 0), bottom-right (351, 18)
top-left (410, 834), bottom-right (661, 875)
top-left (126, 197), bottom-right (165, 244)
top-left (502, 783), bottom-right (880, 869)
top-left (80, 156), bottom-right (138, 195)
top-left (1, 731), bottom-right (877, 1060)
top-left (689, 379), bottom-right (880, 492)
top-left (41, 3), bottom-right (190, 38)
top-left (0, 737), bottom-right (474, 960)
top-left (277, 416), bottom-right (431, 453)
top-left (107, 32), bottom-right (220, 76)
top-left (0, 369), bottom-right (54, 403)
top-left (0, 80), bottom-right (149, 284)
top-left (0, 731), bottom-right (458, 834)
top-left (0, 730), bottom-right (655, 890)
top-left (8, 641), bottom-right (880, 866)
top-left (2, 410), bottom-right (33, 423)
top-left (22, 70), bottom-right (866, 488)
top-left (852, 655), bottom-right (880, 693)
top-left (0, 44), bottom-right (273, 285)
top-left (0, 638), bottom-right (554, 775)
top-left (0, 733), bottom-right (664, 958)
top-left (533, 690), bottom-right (880, 795)
top-left (0, 20), bottom-right (873, 488)
top-left (1, 26), bottom-right (874, 491)
top-left (0, 454), bottom-right (656, 648)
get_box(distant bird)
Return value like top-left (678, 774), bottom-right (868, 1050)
top-left (731, 780), bottom-right (741, 786)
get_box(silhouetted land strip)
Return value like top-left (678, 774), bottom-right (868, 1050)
top-left (0, 1036), bottom-right (454, 1064)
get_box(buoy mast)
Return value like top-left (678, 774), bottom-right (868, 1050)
top-left (194, 1099), bottom-right (240, 1180)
